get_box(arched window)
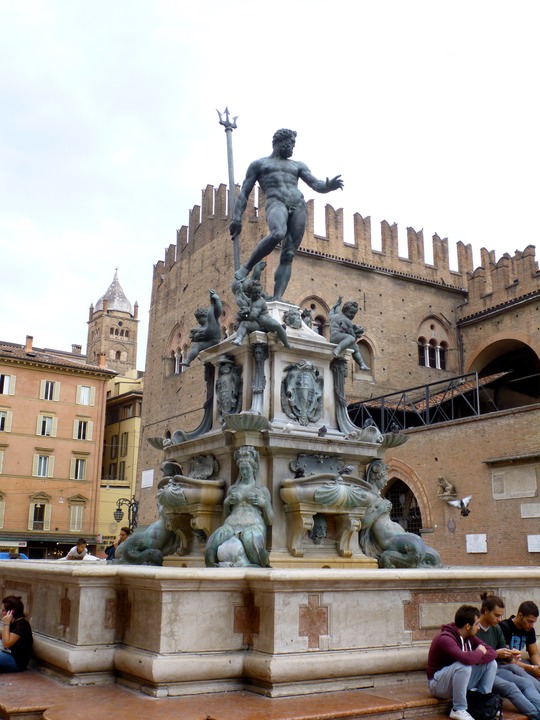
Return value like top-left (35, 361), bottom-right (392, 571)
top-left (313, 315), bottom-right (326, 336)
top-left (173, 349), bottom-right (184, 374)
top-left (418, 337), bottom-right (427, 366)
top-left (440, 342), bottom-right (448, 370)
top-left (115, 351), bottom-right (121, 360)
top-left (125, 330), bottom-right (129, 338)
top-left (428, 339), bottom-right (437, 368)
top-left (384, 480), bottom-right (422, 535)
top-left (417, 325), bottom-right (450, 371)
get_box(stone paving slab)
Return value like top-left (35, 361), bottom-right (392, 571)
top-left (0, 671), bottom-right (529, 720)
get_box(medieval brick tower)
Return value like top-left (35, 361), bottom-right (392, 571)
top-left (86, 270), bottom-right (139, 373)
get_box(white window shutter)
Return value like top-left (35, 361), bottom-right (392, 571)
top-left (69, 505), bottom-right (83, 532)
top-left (5, 411), bottom-right (12, 432)
top-left (44, 503), bottom-right (52, 531)
top-left (36, 415), bottom-right (43, 435)
top-left (0, 501), bottom-right (4, 528)
top-left (76, 385), bottom-right (82, 404)
top-left (87, 421), bottom-right (93, 441)
top-left (0, 450), bottom-right (4, 473)
top-left (40, 380), bottom-right (46, 400)
top-left (53, 382), bottom-right (60, 402)
top-left (72, 420), bottom-right (78, 439)
top-left (48, 456), bottom-right (55, 478)
top-left (70, 458), bottom-right (76, 480)
top-left (89, 386), bottom-right (96, 406)
top-left (51, 417), bottom-right (58, 437)
top-left (32, 455), bottom-right (39, 476)
top-left (8, 375), bottom-right (15, 395)
top-left (28, 503), bottom-right (35, 530)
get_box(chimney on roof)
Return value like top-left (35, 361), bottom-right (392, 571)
top-left (98, 352), bottom-right (107, 369)
top-left (25, 335), bottom-right (33, 352)
top-left (72, 344), bottom-right (82, 355)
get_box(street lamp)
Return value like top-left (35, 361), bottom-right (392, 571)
top-left (113, 497), bottom-right (139, 531)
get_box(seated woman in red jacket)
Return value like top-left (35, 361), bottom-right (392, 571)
top-left (0, 595), bottom-right (33, 673)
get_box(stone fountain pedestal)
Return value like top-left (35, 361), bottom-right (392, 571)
top-left (158, 303), bottom-right (387, 569)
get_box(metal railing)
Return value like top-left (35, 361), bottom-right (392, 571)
top-left (348, 372), bottom-right (500, 433)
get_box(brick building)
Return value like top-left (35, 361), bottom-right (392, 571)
top-left (0, 271), bottom-right (144, 559)
top-left (136, 183), bottom-right (540, 566)
top-left (0, 336), bottom-right (114, 558)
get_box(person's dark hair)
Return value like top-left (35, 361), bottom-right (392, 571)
top-left (272, 128), bottom-right (297, 146)
top-left (2, 595), bottom-right (25, 618)
top-left (518, 601), bottom-right (539, 618)
top-left (455, 604), bottom-right (480, 628)
top-left (77, 538), bottom-right (87, 546)
top-left (120, 527), bottom-right (131, 536)
top-left (480, 593), bottom-right (505, 613)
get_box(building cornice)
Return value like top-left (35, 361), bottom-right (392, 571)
top-left (298, 246), bottom-right (468, 294)
top-left (457, 289), bottom-right (540, 325)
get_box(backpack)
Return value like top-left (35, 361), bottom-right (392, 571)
top-left (466, 690), bottom-right (503, 720)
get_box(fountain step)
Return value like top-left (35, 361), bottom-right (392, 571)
top-left (0, 671), bottom-right (528, 720)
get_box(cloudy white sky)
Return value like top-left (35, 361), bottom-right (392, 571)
top-left (1, 1), bottom-right (538, 369)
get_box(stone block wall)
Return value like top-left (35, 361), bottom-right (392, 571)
top-left (2, 562), bottom-right (539, 697)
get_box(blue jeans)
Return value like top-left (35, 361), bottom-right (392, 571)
top-left (429, 660), bottom-right (498, 712)
top-left (0, 650), bottom-right (21, 673)
top-left (496, 665), bottom-right (540, 716)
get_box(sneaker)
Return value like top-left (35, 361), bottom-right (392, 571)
top-left (449, 710), bottom-right (475, 720)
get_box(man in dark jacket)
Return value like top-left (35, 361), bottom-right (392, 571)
top-left (427, 604), bottom-right (497, 720)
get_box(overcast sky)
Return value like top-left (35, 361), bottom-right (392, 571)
top-left (1, 1), bottom-right (538, 369)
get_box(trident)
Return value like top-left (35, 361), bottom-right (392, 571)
top-left (217, 107), bottom-right (240, 271)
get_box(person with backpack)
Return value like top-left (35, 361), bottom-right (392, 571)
top-left (427, 604), bottom-right (497, 720)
